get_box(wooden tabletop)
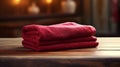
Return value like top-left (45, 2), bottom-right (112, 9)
top-left (0, 37), bottom-right (120, 67)
top-left (0, 37), bottom-right (120, 58)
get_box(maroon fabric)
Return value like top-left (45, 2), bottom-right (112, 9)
top-left (112, 0), bottom-right (119, 22)
top-left (22, 22), bottom-right (96, 41)
top-left (22, 22), bottom-right (98, 51)
top-left (23, 36), bottom-right (97, 46)
top-left (22, 41), bottom-right (98, 51)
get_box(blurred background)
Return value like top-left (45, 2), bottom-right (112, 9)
top-left (0, 0), bottom-right (119, 37)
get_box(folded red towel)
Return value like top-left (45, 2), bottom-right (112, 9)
top-left (22, 41), bottom-right (98, 51)
top-left (22, 22), bottom-right (96, 41)
top-left (22, 22), bottom-right (98, 51)
top-left (23, 36), bottom-right (97, 46)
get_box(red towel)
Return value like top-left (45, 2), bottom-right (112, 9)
top-left (23, 36), bottom-right (97, 46)
top-left (22, 41), bottom-right (98, 51)
top-left (22, 22), bottom-right (96, 41)
top-left (22, 22), bottom-right (98, 51)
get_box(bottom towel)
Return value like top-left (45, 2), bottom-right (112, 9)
top-left (22, 41), bottom-right (98, 51)
top-left (23, 36), bottom-right (97, 46)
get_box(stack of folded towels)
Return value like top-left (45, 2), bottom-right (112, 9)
top-left (22, 22), bottom-right (98, 51)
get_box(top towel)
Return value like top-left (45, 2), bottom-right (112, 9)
top-left (22, 22), bottom-right (96, 41)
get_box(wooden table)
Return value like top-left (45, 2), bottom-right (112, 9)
top-left (0, 37), bottom-right (120, 67)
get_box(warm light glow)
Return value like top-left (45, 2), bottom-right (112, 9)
top-left (46, 0), bottom-right (52, 4)
top-left (13, 0), bottom-right (21, 5)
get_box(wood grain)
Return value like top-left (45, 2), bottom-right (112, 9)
top-left (0, 37), bottom-right (120, 58)
top-left (0, 37), bottom-right (120, 67)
